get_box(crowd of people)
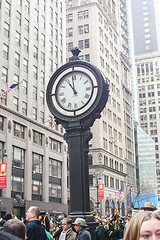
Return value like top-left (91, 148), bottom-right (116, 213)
top-left (0, 202), bottom-right (160, 240)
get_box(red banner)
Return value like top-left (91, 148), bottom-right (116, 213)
top-left (0, 163), bottom-right (7, 188)
top-left (98, 183), bottom-right (104, 201)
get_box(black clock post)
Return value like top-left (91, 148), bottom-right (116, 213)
top-left (46, 48), bottom-right (109, 239)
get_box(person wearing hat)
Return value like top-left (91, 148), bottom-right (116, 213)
top-left (73, 218), bottom-right (91, 240)
top-left (141, 202), bottom-right (157, 211)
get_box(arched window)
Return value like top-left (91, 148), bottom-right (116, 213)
top-left (117, 201), bottom-right (120, 213)
top-left (121, 202), bottom-right (125, 216)
top-left (105, 199), bottom-right (109, 215)
top-left (111, 200), bottom-right (115, 216)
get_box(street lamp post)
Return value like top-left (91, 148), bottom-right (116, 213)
top-left (93, 173), bottom-right (102, 215)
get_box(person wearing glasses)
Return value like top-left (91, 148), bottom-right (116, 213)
top-left (59, 217), bottom-right (76, 240)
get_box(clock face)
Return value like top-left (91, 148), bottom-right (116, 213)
top-left (46, 60), bottom-right (109, 122)
top-left (56, 71), bottom-right (93, 111)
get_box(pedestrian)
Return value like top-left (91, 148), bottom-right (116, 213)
top-left (59, 217), bottom-right (76, 240)
top-left (0, 231), bottom-right (22, 240)
top-left (25, 206), bottom-right (48, 240)
top-left (124, 211), bottom-right (160, 240)
top-left (95, 220), bottom-right (109, 240)
top-left (141, 202), bottom-right (157, 211)
top-left (2, 218), bottom-right (26, 240)
top-left (73, 218), bottom-right (91, 240)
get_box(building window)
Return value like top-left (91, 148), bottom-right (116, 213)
top-left (24, 38), bottom-right (29, 52)
top-left (32, 153), bottom-right (42, 174)
top-left (33, 46), bottom-right (38, 59)
top-left (5, 2), bottom-right (11, 16)
top-left (15, 52), bottom-right (20, 67)
top-left (78, 40), bottom-right (83, 49)
top-left (34, 27), bottom-right (38, 41)
top-left (0, 116), bottom-right (4, 131)
top-left (68, 28), bottom-right (73, 37)
top-left (3, 44), bottom-right (9, 59)
top-left (2, 66), bottom-right (8, 83)
top-left (41, 33), bottom-right (45, 47)
top-left (25, 0), bottom-right (30, 13)
top-left (22, 101), bottom-right (27, 115)
top-left (41, 15), bottom-right (45, 29)
top-left (33, 130), bottom-right (42, 146)
top-left (41, 71), bottom-right (45, 84)
top-left (33, 66), bottom-right (38, 79)
top-left (50, 24), bottom-right (53, 36)
top-left (41, 52), bottom-right (45, 65)
top-left (12, 176), bottom-right (24, 197)
top-left (49, 59), bottom-right (53, 71)
top-left (49, 158), bottom-right (62, 178)
top-left (13, 96), bottom-right (19, 111)
top-left (15, 31), bottom-right (21, 46)
top-left (49, 138), bottom-right (62, 153)
top-left (13, 122), bottom-right (25, 139)
top-left (16, 11), bottom-right (21, 26)
top-left (84, 39), bottom-right (89, 48)
top-left (68, 42), bottom-right (73, 52)
top-left (24, 19), bottom-right (29, 32)
top-left (23, 80), bottom-right (27, 94)
top-left (85, 54), bottom-right (90, 62)
top-left (33, 86), bottom-right (37, 100)
top-left (13, 74), bottom-right (19, 89)
top-left (12, 146), bottom-right (24, 169)
top-left (4, 22), bottom-right (10, 37)
top-left (32, 180), bottom-right (42, 200)
top-left (50, 7), bottom-right (53, 19)
top-left (40, 111), bottom-right (44, 124)
top-left (33, 107), bottom-right (37, 120)
top-left (68, 13), bottom-right (73, 22)
top-left (23, 59), bottom-right (28, 73)
top-left (40, 91), bottom-right (44, 104)
top-left (49, 41), bottom-right (53, 53)
top-left (78, 25), bottom-right (83, 34)
top-left (49, 183), bottom-right (61, 201)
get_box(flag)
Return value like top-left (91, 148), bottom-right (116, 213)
top-left (48, 118), bottom-right (56, 129)
top-left (113, 187), bottom-right (124, 199)
top-left (0, 83), bottom-right (19, 99)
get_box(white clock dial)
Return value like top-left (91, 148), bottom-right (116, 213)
top-left (56, 71), bottom-right (93, 111)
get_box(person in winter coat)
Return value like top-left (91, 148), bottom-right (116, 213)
top-left (59, 217), bottom-right (76, 240)
top-left (25, 206), bottom-right (48, 240)
top-left (73, 218), bottom-right (91, 240)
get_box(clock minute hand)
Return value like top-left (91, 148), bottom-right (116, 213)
top-left (66, 79), bottom-right (77, 95)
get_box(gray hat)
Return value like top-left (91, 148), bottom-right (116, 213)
top-left (73, 218), bottom-right (87, 227)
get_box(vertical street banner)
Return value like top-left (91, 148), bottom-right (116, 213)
top-left (98, 183), bottom-right (104, 201)
top-left (0, 163), bottom-right (7, 188)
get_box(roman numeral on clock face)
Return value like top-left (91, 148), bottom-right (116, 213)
top-left (61, 98), bottom-right (66, 104)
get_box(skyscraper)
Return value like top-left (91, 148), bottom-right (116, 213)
top-left (66, 0), bottom-right (136, 216)
top-left (0, 0), bottom-right (67, 218)
top-left (131, 0), bottom-right (160, 193)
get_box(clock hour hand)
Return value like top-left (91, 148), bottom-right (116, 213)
top-left (66, 79), bottom-right (77, 95)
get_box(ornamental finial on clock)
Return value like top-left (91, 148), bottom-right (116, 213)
top-left (69, 47), bottom-right (81, 61)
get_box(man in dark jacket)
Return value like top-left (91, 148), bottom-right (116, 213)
top-left (25, 206), bottom-right (48, 240)
top-left (73, 218), bottom-right (91, 240)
